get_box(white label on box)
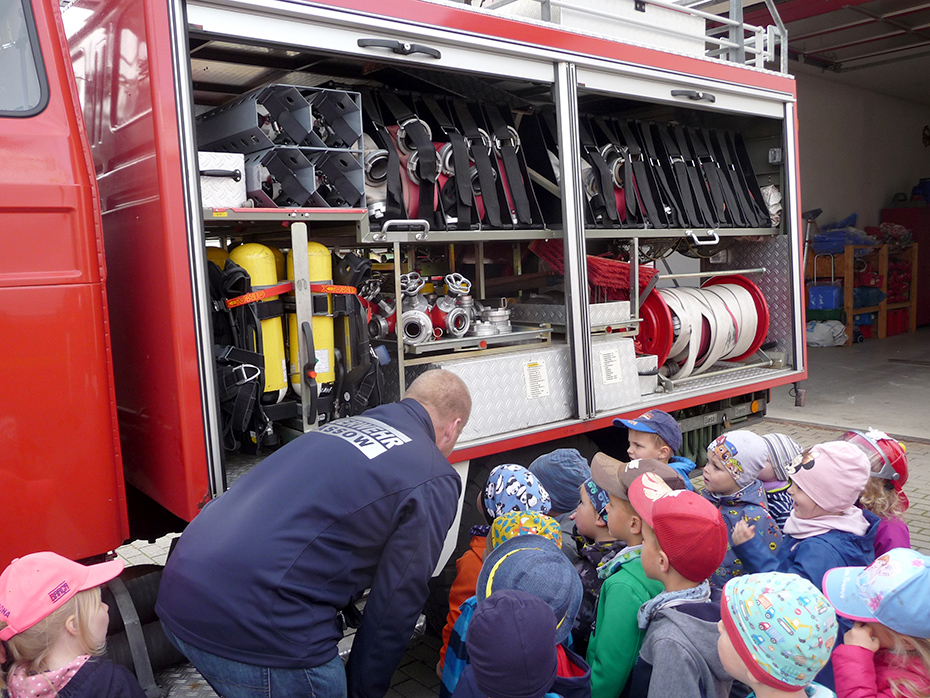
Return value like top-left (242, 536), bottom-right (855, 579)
top-left (599, 348), bottom-right (623, 385)
top-left (315, 349), bottom-right (330, 374)
top-left (523, 360), bottom-right (550, 399)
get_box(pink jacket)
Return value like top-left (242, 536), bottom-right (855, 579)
top-left (834, 644), bottom-right (930, 698)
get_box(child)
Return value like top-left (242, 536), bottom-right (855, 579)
top-left (586, 455), bottom-right (687, 698)
top-left (452, 589), bottom-right (561, 698)
top-left (530, 448), bottom-right (592, 563)
top-left (441, 517), bottom-right (565, 698)
top-left (702, 430), bottom-right (782, 588)
top-left (0, 552), bottom-right (146, 698)
top-left (626, 472), bottom-right (732, 698)
top-left (615, 409), bottom-right (696, 490)
top-left (476, 535), bottom-right (589, 698)
top-left (438, 464), bottom-right (551, 672)
top-left (841, 428), bottom-right (911, 556)
top-left (732, 441), bottom-right (878, 690)
top-left (570, 473), bottom-right (626, 655)
top-left (824, 547), bottom-right (930, 698)
top-left (719, 572), bottom-right (838, 697)
top-left (760, 433), bottom-right (802, 531)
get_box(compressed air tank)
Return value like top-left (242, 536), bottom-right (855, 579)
top-left (270, 246), bottom-right (286, 282)
top-left (205, 246), bottom-right (229, 268)
top-left (286, 242), bottom-right (336, 395)
top-left (228, 243), bottom-right (288, 403)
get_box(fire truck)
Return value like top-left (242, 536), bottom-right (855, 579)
top-left (6, 0), bottom-right (804, 583)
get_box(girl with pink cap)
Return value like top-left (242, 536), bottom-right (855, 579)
top-left (0, 552), bottom-right (145, 698)
top-left (730, 440), bottom-right (879, 690)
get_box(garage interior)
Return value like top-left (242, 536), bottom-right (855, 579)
top-left (725, 0), bottom-right (930, 444)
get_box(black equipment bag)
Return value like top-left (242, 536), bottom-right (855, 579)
top-left (208, 259), bottom-right (272, 453)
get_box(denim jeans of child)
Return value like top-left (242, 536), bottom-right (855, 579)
top-left (162, 623), bottom-right (347, 698)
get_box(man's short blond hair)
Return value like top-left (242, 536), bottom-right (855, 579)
top-left (405, 369), bottom-right (472, 430)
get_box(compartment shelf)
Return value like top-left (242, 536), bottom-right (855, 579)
top-left (583, 226), bottom-right (780, 239)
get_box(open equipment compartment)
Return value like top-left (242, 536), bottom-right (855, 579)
top-left (185, 0), bottom-right (805, 464)
top-left (64, 0), bottom-right (805, 525)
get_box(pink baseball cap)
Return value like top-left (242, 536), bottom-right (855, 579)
top-left (0, 552), bottom-right (124, 641)
top-left (786, 441), bottom-right (870, 512)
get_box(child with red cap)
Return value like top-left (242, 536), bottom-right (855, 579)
top-left (731, 440), bottom-right (879, 690)
top-left (0, 552), bottom-right (145, 698)
top-left (625, 472), bottom-right (732, 698)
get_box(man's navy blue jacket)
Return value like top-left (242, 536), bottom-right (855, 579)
top-left (156, 399), bottom-right (461, 698)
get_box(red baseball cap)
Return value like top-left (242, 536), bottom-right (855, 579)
top-left (0, 552), bottom-right (124, 641)
top-left (629, 472), bottom-right (728, 583)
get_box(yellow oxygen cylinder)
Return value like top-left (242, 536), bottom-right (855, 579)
top-left (287, 243), bottom-right (335, 396)
top-left (205, 246), bottom-right (229, 268)
top-left (270, 246), bottom-right (286, 282)
top-left (228, 243), bottom-right (288, 403)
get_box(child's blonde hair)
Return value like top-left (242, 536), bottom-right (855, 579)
top-left (0, 588), bottom-right (106, 690)
top-left (883, 627), bottom-right (930, 698)
top-left (859, 476), bottom-right (906, 521)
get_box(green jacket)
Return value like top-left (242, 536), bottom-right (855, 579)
top-left (587, 553), bottom-right (664, 698)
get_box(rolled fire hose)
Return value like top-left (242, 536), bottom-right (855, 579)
top-left (656, 281), bottom-right (762, 380)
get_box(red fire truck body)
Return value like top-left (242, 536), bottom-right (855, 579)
top-left (2, 0), bottom-right (805, 568)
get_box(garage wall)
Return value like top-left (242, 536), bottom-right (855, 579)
top-left (796, 71), bottom-right (930, 228)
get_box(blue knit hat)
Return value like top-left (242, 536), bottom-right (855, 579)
top-left (467, 590), bottom-right (558, 698)
top-left (477, 534), bottom-right (582, 644)
top-left (529, 449), bottom-right (590, 513)
top-left (484, 464), bottom-right (551, 519)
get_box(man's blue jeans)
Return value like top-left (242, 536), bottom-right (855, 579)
top-left (162, 623), bottom-right (347, 698)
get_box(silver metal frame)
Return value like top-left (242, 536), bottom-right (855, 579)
top-left (171, 0), bottom-right (225, 497)
top-left (554, 62), bottom-right (594, 420)
top-left (783, 99), bottom-right (805, 374)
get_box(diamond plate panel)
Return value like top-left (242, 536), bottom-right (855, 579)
top-left (591, 337), bottom-right (641, 412)
top-left (198, 152), bottom-right (247, 208)
top-left (385, 346), bottom-right (575, 442)
top-left (443, 346), bottom-right (574, 441)
top-left (508, 301), bottom-right (631, 327)
top-left (662, 365), bottom-right (799, 398)
top-left (157, 664), bottom-right (218, 697)
top-left (636, 354), bottom-right (659, 396)
top-left (706, 235), bottom-right (800, 366)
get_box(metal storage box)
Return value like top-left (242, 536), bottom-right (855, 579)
top-left (591, 336), bottom-right (641, 412)
top-left (486, 0), bottom-right (705, 56)
top-left (198, 152), bottom-right (247, 208)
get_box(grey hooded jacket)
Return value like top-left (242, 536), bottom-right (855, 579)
top-left (627, 591), bottom-right (732, 698)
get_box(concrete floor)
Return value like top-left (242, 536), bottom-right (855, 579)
top-left (768, 325), bottom-right (930, 441)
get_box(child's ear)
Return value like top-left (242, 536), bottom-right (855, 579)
top-left (64, 614), bottom-right (80, 637)
top-left (595, 516), bottom-right (608, 528)
top-left (659, 444), bottom-right (672, 461)
top-left (629, 514), bottom-right (643, 535)
top-left (657, 548), bottom-right (671, 574)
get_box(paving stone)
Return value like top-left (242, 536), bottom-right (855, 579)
top-left (399, 659), bottom-right (441, 690)
top-left (393, 679), bottom-right (439, 698)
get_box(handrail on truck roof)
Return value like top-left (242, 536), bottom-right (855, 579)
top-left (482, 0), bottom-right (790, 73)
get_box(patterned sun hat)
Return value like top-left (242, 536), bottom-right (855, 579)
top-left (823, 547), bottom-right (930, 639)
top-left (721, 572), bottom-right (837, 690)
top-left (490, 511), bottom-right (562, 550)
top-left (483, 464), bottom-right (551, 519)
